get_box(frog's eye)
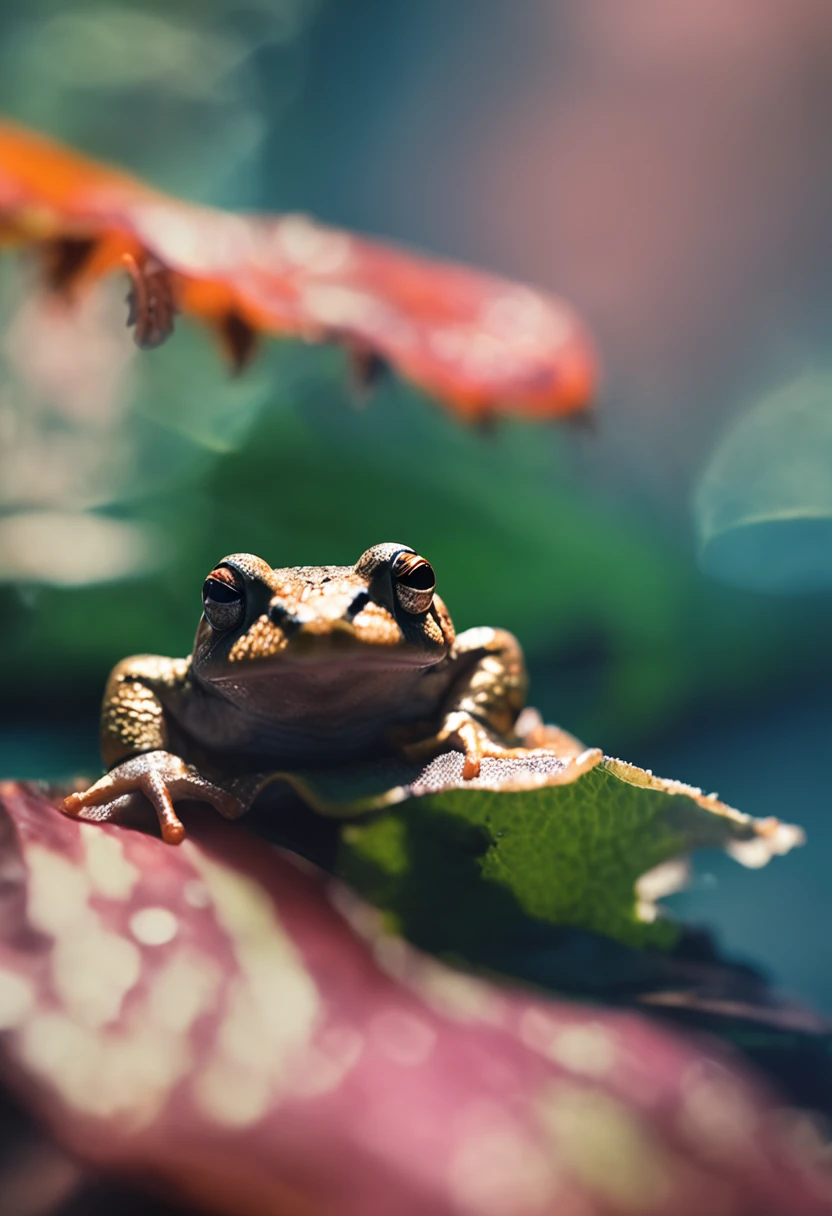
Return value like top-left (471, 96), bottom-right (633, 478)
top-left (392, 551), bottom-right (435, 614)
top-left (202, 568), bottom-right (244, 631)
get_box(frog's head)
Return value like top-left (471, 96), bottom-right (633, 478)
top-left (192, 543), bottom-right (454, 695)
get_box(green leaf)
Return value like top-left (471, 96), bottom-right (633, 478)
top-left (695, 370), bottom-right (832, 593)
top-left (265, 744), bottom-right (803, 956)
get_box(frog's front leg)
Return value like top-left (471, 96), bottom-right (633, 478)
top-left (63, 751), bottom-right (245, 843)
top-left (62, 656), bottom-right (243, 843)
top-left (395, 627), bottom-right (551, 779)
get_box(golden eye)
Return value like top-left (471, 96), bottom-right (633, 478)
top-left (392, 551), bottom-right (435, 614)
top-left (202, 567), bottom-right (244, 631)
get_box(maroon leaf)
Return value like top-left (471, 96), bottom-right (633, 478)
top-left (0, 783), bottom-right (829, 1216)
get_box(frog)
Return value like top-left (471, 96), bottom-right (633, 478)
top-left (63, 542), bottom-right (547, 844)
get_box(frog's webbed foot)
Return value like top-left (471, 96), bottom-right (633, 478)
top-left (394, 711), bottom-right (556, 781)
top-left (62, 750), bottom-right (244, 844)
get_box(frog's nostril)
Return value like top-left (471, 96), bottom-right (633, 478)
top-left (348, 590), bottom-right (371, 618)
top-left (269, 602), bottom-right (299, 632)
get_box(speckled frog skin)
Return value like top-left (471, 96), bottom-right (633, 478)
top-left (64, 543), bottom-right (536, 843)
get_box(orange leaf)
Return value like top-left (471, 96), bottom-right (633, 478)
top-left (0, 120), bottom-right (598, 423)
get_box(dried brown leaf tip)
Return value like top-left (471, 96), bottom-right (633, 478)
top-left (0, 119), bottom-right (598, 425)
top-left (122, 251), bottom-right (177, 350)
top-left (38, 236), bottom-right (98, 295)
top-left (0, 783), bottom-right (830, 1216)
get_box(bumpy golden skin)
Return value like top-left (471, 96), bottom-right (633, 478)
top-left (64, 543), bottom-right (538, 843)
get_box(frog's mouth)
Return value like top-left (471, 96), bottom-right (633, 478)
top-left (208, 657), bottom-right (443, 685)
top-left (204, 612), bottom-right (447, 675)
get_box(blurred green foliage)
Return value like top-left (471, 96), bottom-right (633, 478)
top-left (5, 340), bottom-right (829, 752)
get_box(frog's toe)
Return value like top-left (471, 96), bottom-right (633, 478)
top-left (450, 716), bottom-right (486, 779)
top-left (430, 712), bottom-right (558, 781)
top-left (63, 790), bottom-right (153, 830)
top-left (140, 772), bottom-right (186, 843)
top-left (62, 790), bottom-right (86, 817)
top-left (461, 750), bottom-right (482, 780)
top-left (461, 740), bottom-right (566, 778)
top-left (395, 711), bottom-right (503, 780)
top-left (63, 771), bottom-right (126, 814)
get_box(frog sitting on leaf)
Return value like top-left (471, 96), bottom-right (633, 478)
top-left (63, 541), bottom-right (803, 953)
top-left (64, 543), bottom-right (552, 844)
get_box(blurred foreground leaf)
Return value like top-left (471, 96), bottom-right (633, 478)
top-left (0, 782), bottom-right (830, 1216)
top-left (0, 118), bottom-right (597, 425)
